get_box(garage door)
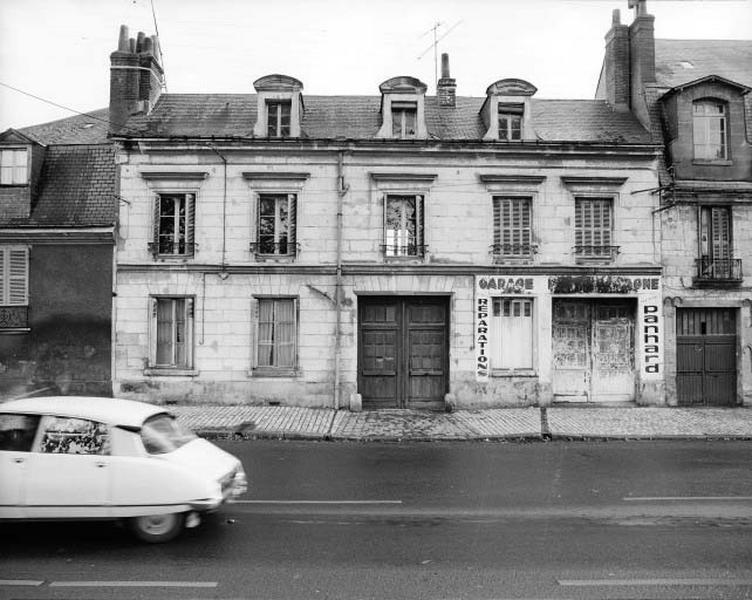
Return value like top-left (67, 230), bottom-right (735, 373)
top-left (676, 308), bottom-right (737, 406)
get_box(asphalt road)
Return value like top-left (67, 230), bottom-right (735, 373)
top-left (2, 439), bottom-right (752, 600)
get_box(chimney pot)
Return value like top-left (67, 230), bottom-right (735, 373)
top-left (437, 53), bottom-right (456, 108)
top-left (612, 9), bottom-right (621, 25)
top-left (143, 36), bottom-right (153, 55)
top-left (441, 53), bottom-right (450, 78)
top-left (117, 25), bottom-right (130, 52)
top-left (128, 37), bottom-right (136, 53)
top-left (136, 31), bottom-right (145, 53)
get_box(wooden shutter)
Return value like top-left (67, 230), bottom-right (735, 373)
top-left (576, 198), bottom-right (611, 253)
top-left (711, 207), bottom-right (731, 259)
top-left (0, 247), bottom-right (28, 305)
top-left (186, 193), bottom-right (195, 255)
top-left (288, 193), bottom-right (297, 255)
top-left (415, 194), bottom-right (424, 251)
top-left (152, 195), bottom-right (161, 255)
top-left (492, 197), bottom-right (501, 247)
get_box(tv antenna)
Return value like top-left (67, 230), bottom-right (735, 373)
top-left (417, 20), bottom-right (462, 90)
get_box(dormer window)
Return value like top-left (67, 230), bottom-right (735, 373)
top-left (392, 102), bottom-right (417, 138)
top-left (693, 99), bottom-right (727, 161)
top-left (498, 104), bottom-right (523, 141)
top-left (267, 100), bottom-right (291, 138)
top-left (0, 148), bottom-right (28, 185)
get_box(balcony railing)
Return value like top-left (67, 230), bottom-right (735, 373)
top-left (490, 243), bottom-right (537, 260)
top-left (381, 244), bottom-right (428, 258)
top-left (148, 241), bottom-right (198, 257)
top-left (574, 245), bottom-right (620, 262)
top-left (0, 305), bottom-right (29, 330)
top-left (694, 257), bottom-right (743, 285)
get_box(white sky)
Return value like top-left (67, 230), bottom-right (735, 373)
top-left (0, 0), bottom-right (750, 131)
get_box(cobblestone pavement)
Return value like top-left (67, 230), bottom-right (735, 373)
top-left (168, 405), bottom-right (752, 441)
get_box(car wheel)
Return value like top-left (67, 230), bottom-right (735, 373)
top-left (127, 512), bottom-right (185, 543)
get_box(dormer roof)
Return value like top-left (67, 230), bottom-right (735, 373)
top-left (253, 74), bottom-right (304, 93)
top-left (0, 128), bottom-right (43, 146)
top-left (659, 74), bottom-right (751, 100)
top-left (379, 76), bottom-right (428, 95)
top-left (485, 78), bottom-right (537, 97)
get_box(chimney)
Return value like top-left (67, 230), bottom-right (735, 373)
top-left (437, 53), bottom-right (456, 108)
top-left (629, 0), bottom-right (656, 86)
top-left (109, 25), bottom-right (164, 134)
top-left (602, 9), bottom-right (630, 111)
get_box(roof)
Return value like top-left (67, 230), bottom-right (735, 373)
top-left (655, 39), bottom-right (752, 89)
top-left (0, 396), bottom-right (167, 428)
top-left (18, 109), bottom-right (111, 145)
top-left (0, 144), bottom-right (117, 228)
top-left (123, 94), bottom-right (652, 144)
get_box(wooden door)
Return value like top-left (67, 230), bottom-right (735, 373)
top-left (591, 304), bottom-right (635, 401)
top-left (359, 297), bottom-right (448, 410)
top-left (552, 301), bottom-right (590, 401)
top-left (676, 308), bottom-right (737, 406)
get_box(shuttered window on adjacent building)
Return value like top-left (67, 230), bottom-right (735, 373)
top-left (575, 197), bottom-right (613, 258)
top-left (493, 196), bottom-right (532, 257)
top-left (0, 246), bottom-right (28, 305)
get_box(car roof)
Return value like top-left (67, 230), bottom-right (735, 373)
top-left (0, 396), bottom-right (168, 428)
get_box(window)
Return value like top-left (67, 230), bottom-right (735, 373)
top-left (0, 246), bottom-right (28, 305)
top-left (39, 416), bottom-right (110, 455)
top-left (698, 206), bottom-right (740, 280)
top-left (498, 104), bottom-right (523, 141)
top-left (151, 193), bottom-right (195, 257)
top-left (151, 297), bottom-right (194, 370)
top-left (574, 198), bottom-right (615, 259)
top-left (493, 196), bottom-right (533, 258)
top-left (0, 414), bottom-right (39, 451)
top-left (392, 102), bottom-right (417, 138)
top-left (0, 149), bottom-right (28, 185)
top-left (256, 297), bottom-right (297, 370)
top-left (267, 100), bottom-right (291, 138)
top-left (492, 298), bottom-right (534, 369)
top-left (256, 193), bottom-right (296, 256)
top-left (384, 194), bottom-right (424, 257)
top-left (693, 100), bottom-right (727, 161)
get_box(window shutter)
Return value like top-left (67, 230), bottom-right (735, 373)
top-left (255, 194), bottom-right (261, 249)
top-left (8, 248), bottom-right (27, 305)
top-left (0, 248), bottom-right (5, 303)
top-left (186, 193), bottom-right (195, 255)
top-left (492, 197), bottom-right (501, 247)
top-left (288, 194), bottom-right (297, 255)
top-left (416, 195), bottom-right (424, 250)
top-left (250, 297), bottom-right (259, 368)
top-left (185, 297), bottom-right (195, 368)
top-left (148, 296), bottom-right (158, 367)
top-left (152, 195), bottom-right (161, 254)
top-left (711, 207), bottom-right (731, 259)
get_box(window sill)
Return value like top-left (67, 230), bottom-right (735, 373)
top-left (249, 368), bottom-right (300, 378)
top-left (151, 255), bottom-right (195, 262)
top-left (144, 368), bottom-right (199, 377)
top-left (692, 159), bottom-right (732, 166)
top-left (0, 328), bottom-right (30, 335)
top-left (0, 183), bottom-right (29, 188)
top-left (253, 254), bottom-right (297, 262)
top-left (491, 369), bottom-right (538, 378)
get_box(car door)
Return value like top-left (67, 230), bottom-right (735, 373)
top-left (24, 415), bottom-right (111, 519)
top-left (0, 413), bottom-right (41, 518)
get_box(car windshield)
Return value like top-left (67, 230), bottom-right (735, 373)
top-left (140, 413), bottom-right (197, 455)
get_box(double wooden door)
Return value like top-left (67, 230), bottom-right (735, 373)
top-left (358, 297), bottom-right (448, 410)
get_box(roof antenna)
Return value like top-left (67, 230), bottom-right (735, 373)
top-left (417, 20), bottom-right (462, 92)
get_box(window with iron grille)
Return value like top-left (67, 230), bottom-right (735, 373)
top-left (255, 193), bottom-right (296, 256)
top-left (697, 205), bottom-right (740, 280)
top-left (498, 104), bottom-right (523, 141)
top-left (693, 100), bottom-right (727, 161)
top-left (493, 196), bottom-right (533, 258)
top-left (151, 296), bottom-right (194, 369)
top-left (255, 297), bottom-right (297, 370)
top-left (151, 193), bottom-right (195, 257)
top-left (0, 246), bottom-right (28, 305)
top-left (0, 149), bottom-right (28, 185)
top-left (492, 297), bottom-right (534, 369)
top-left (267, 100), bottom-right (291, 138)
top-left (384, 194), bottom-right (424, 257)
top-left (391, 101), bottom-right (417, 138)
top-left (574, 197), bottom-right (614, 259)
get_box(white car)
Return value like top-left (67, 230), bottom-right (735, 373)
top-left (0, 396), bottom-right (247, 543)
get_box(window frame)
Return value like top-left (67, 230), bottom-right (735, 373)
top-left (490, 296), bottom-right (536, 372)
top-left (0, 245), bottom-right (29, 306)
top-left (391, 101), bottom-right (418, 139)
top-left (0, 148), bottom-right (29, 186)
top-left (692, 99), bottom-right (728, 162)
top-left (497, 103), bottom-right (524, 141)
top-left (251, 295), bottom-right (299, 376)
top-left (574, 196), bottom-right (617, 262)
top-left (151, 192), bottom-right (197, 259)
top-left (36, 415), bottom-right (111, 456)
top-left (383, 193), bottom-right (425, 258)
top-left (254, 192), bottom-right (297, 257)
top-left (492, 195), bottom-right (535, 260)
top-left (266, 100), bottom-right (292, 138)
top-left (147, 295), bottom-right (196, 374)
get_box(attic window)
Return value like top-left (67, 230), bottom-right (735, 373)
top-left (0, 149), bottom-right (28, 185)
top-left (498, 104), bottom-right (523, 141)
top-left (266, 100), bottom-right (291, 138)
top-left (392, 101), bottom-right (417, 138)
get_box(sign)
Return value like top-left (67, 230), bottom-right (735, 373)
top-left (548, 275), bottom-right (659, 294)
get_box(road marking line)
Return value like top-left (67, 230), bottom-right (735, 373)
top-left (49, 581), bottom-right (217, 588)
top-left (558, 578), bottom-right (752, 587)
top-left (623, 496), bottom-right (752, 502)
top-left (0, 580), bottom-right (43, 586)
top-left (234, 500), bottom-right (403, 504)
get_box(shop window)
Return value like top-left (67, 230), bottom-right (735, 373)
top-left (491, 297), bottom-right (534, 370)
top-left (693, 99), bottom-right (727, 161)
top-left (254, 297), bottom-right (297, 372)
top-left (150, 296), bottom-right (194, 371)
top-left (384, 194), bottom-right (425, 257)
top-left (493, 196), bottom-right (534, 259)
top-left (39, 416), bottom-right (110, 455)
top-left (150, 193), bottom-right (196, 257)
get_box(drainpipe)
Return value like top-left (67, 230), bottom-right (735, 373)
top-left (334, 150), bottom-right (349, 409)
top-left (204, 143), bottom-right (228, 276)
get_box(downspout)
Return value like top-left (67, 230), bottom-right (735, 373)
top-left (205, 143), bottom-right (228, 275)
top-left (334, 150), bottom-right (349, 409)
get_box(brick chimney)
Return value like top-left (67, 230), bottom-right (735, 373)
top-left (437, 53), bottom-right (456, 108)
top-left (602, 9), bottom-right (630, 111)
top-left (629, 0), bottom-right (656, 87)
top-left (109, 25), bottom-right (164, 134)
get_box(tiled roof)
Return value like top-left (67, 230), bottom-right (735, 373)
top-left (123, 93), bottom-right (651, 144)
top-left (655, 39), bottom-right (752, 89)
top-left (0, 144), bottom-right (117, 228)
top-left (18, 109), bottom-right (111, 145)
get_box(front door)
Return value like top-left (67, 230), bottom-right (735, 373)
top-left (676, 308), bottom-right (737, 406)
top-left (358, 297), bottom-right (448, 410)
top-left (552, 300), bottom-right (635, 402)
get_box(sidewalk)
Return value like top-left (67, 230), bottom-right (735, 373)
top-left (168, 405), bottom-right (752, 441)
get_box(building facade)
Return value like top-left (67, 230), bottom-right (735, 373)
top-left (597, 0), bottom-right (752, 406)
top-left (110, 26), bottom-right (663, 409)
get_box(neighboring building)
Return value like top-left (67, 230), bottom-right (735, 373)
top-left (0, 114), bottom-right (116, 398)
top-left (597, 0), bottom-right (752, 406)
top-left (110, 24), bottom-right (662, 409)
